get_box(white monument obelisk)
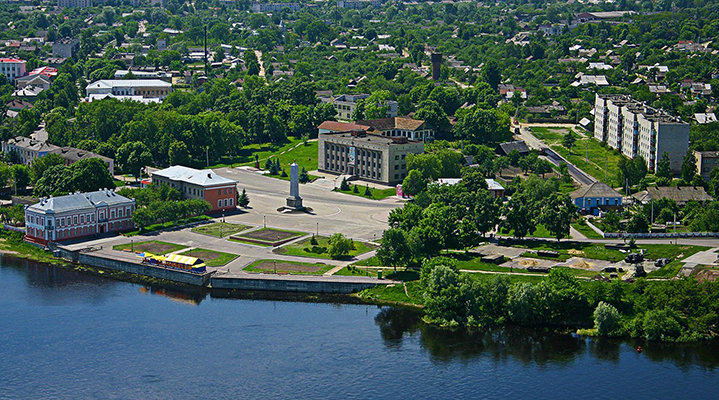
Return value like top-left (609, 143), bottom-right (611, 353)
top-left (286, 162), bottom-right (304, 210)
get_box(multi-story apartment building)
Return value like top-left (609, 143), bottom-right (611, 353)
top-left (52, 37), bottom-right (80, 59)
top-left (594, 94), bottom-right (689, 172)
top-left (321, 93), bottom-right (398, 120)
top-left (2, 136), bottom-right (60, 165)
top-left (151, 166), bottom-right (238, 212)
top-left (318, 130), bottom-right (424, 184)
top-left (694, 151), bottom-right (719, 181)
top-left (57, 0), bottom-right (92, 7)
top-left (85, 79), bottom-right (173, 100)
top-left (0, 58), bottom-right (26, 82)
top-left (337, 0), bottom-right (381, 9)
top-left (24, 189), bottom-right (136, 246)
top-left (250, 2), bottom-right (303, 12)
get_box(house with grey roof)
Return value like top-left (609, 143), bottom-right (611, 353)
top-left (24, 189), bottom-right (135, 246)
top-left (570, 182), bottom-right (623, 215)
top-left (2, 136), bottom-right (60, 165)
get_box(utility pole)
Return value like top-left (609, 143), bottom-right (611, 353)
top-left (204, 25), bottom-right (209, 78)
top-left (206, 147), bottom-right (209, 167)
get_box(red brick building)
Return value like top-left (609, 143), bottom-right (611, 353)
top-left (151, 166), bottom-right (238, 212)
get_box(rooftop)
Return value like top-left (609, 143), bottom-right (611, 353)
top-left (28, 189), bottom-right (133, 214)
top-left (570, 182), bottom-right (623, 199)
top-left (7, 136), bottom-right (59, 152)
top-left (86, 79), bottom-right (172, 89)
top-left (356, 117), bottom-right (427, 131)
top-left (633, 186), bottom-right (713, 204)
top-left (152, 166), bottom-right (237, 187)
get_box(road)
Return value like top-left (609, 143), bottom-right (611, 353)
top-left (516, 125), bottom-right (596, 186)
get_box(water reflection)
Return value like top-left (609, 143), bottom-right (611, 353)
top-left (374, 306), bottom-right (719, 370)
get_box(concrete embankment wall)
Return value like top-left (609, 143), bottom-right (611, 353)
top-left (55, 248), bottom-right (211, 286)
top-left (211, 276), bottom-right (377, 294)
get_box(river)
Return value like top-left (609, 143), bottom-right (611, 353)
top-left (1, 256), bottom-right (718, 400)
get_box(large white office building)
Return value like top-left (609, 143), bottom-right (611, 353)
top-left (594, 94), bottom-right (689, 172)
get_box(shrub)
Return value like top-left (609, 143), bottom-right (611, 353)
top-left (594, 301), bottom-right (622, 336)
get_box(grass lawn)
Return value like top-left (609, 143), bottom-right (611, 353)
top-left (357, 281), bottom-right (424, 306)
top-left (208, 136), bottom-right (304, 169)
top-left (191, 222), bottom-right (251, 238)
top-left (273, 235), bottom-right (376, 260)
top-left (177, 248), bottom-right (239, 267)
top-left (112, 240), bottom-right (188, 255)
top-left (571, 222), bottom-right (604, 239)
top-left (353, 256), bottom-right (384, 267)
top-left (113, 179), bottom-right (126, 188)
top-left (243, 259), bottom-right (334, 275)
top-left (646, 260), bottom-right (684, 278)
top-left (446, 252), bottom-right (519, 273)
top-left (334, 185), bottom-right (397, 200)
top-left (499, 224), bottom-right (557, 239)
top-left (504, 239), bottom-right (626, 262)
top-left (334, 265), bottom-right (375, 277)
top-left (531, 127), bottom-right (624, 185)
top-left (464, 271), bottom-right (546, 284)
top-left (639, 244), bottom-right (709, 260)
top-left (231, 138), bottom-right (318, 175)
top-left (124, 215), bottom-right (212, 237)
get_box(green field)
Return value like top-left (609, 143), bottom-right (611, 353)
top-left (571, 222), bottom-right (604, 239)
top-left (334, 265), bottom-right (375, 277)
top-left (112, 240), bottom-right (188, 255)
top-left (334, 184), bottom-right (397, 200)
top-left (177, 248), bottom-right (239, 267)
top-left (506, 240), bottom-right (708, 263)
top-left (531, 127), bottom-right (623, 184)
top-left (357, 281), bottom-right (424, 306)
top-left (273, 235), bottom-right (376, 260)
top-left (209, 136), bottom-right (304, 168)
top-left (191, 222), bottom-right (251, 238)
top-left (499, 224), bottom-right (558, 239)
top-left (240, 139), bottom-right (318, 172)
top-left (646, 260), bottom-right (684, 278)
top-left (243, 259), bottom-right (334, 275)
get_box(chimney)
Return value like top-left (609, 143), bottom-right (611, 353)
top-left (207, 173), bottom-right (212, 178)
top-left (431, 53), bottom-right (442, 81)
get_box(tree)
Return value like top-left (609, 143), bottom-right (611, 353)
top-left (626, 212), bottom-right (649, 233)
top-left (10, 164), bottom-right (30, 193)
top-left (239, 188), bottom-right (250, 208)
top-left (408, 224), bottom-right (443, 259)
top-left (643, 308), bottom-right (682, 341)
top-left (681, 150), bottom-right (697, 182)
top-left (603, 210), bottom-right (620, 232)
top-left (168, 141), bottom-right (190, 166)
top-left (132, 207), bottom-right (156, 231)
top-left (594, 301), bottom-right (622, 336)
top-left (482, 59), bottom-right (501, 89)
top-left (340, 177), bottom-right (350, 191)
top-left (376, 228), bottom-right (411, 271)
top-left (502, 195), bottom-right (537, 239)
top-left (539, 194), bottom-right (576, 241)
top-left (30, 153), bottom-right (65, 183)
top-left (562, 131), bottom-right (577, 154)
top-left (328, 233), bottom-right (354, 259)
top-left (656, 152), bottom-right (672, 180)
top-left (401, 170), bottom-right (426, 196)
top-left (66, 158), bottom-right (115, 193)
top-left (299, 167), bottom-right (309, 183)
top-left (245, 50), bottom-right (260, 76)
top-left (116, 141), bottom-right (152, 178)
top-left (363, 90), bottom-right (394, 119)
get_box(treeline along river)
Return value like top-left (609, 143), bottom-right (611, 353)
top-left (1, 256), bottom-right (718, 400)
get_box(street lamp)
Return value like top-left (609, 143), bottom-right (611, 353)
top-left (316, 222), bottom-right (319, 236)
top-left (131, 239), bottom-right (134, 253)
top-left (263, 215), bottom-right (266, 228)
top-left (273, 260), bottom-right (277, 274)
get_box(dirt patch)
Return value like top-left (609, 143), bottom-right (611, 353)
top-left (694, 268), bottom-right (719, 282)
top-left (133, 243), bottom-right (178, 254)
top-left (519, 259), bottom-right (540, 267)
top-left (568, 249), bottom-right (584, 255)
top-left (189, 251), bottom-right (223, 261)
top-left (242, 228), bottom-right (301, 242)
top-left (251, 261), bottom-right (323, 273)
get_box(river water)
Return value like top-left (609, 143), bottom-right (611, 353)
top-left (1, 256), bottom-right (718, 400)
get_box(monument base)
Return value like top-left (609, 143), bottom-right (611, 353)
top-left (284, 196), bottom-right (304, 211)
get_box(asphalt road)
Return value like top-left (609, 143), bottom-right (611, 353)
top-left (516, 126), bottom-right (596, 186)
